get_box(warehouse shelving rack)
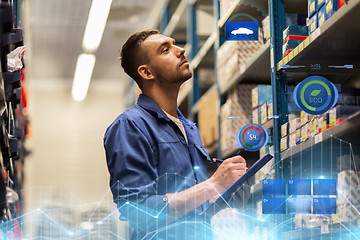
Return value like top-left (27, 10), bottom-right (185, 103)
top-left (157, 0), bottom-right (360, 238)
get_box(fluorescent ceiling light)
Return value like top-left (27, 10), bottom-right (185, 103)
top-left (72, 54), bottom-right (96, 102)
top-left (82, 0), bottom-right (112, 53)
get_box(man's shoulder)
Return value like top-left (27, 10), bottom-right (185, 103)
top-left (106, 105), bottom-right (151, 132)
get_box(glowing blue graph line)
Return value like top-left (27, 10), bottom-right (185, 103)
top-left (339, 222), bottom-right (360, 240)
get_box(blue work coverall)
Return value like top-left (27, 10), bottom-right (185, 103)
top-left (104, 94), bottom-right (213, 239)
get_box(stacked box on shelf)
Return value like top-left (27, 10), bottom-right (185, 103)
top-left (217, 30), bottom-right (263, 91)
top-left (237, 30), bottom-right (264, 72)
top-left (220, 84), bottom-right (255, 155)
top-left (198, 90), bottom-right (219, 147)
top-left (255, 145), bottom-right (275, 183)
top-left (333, 169), bottom-right (360, 223)
top-left (217, 41), bottom-right (239, 90)
top-left (251, 85), bottom-right (272, 126)
top-left (262, 16), bottom-right (270, 43)
top-left (282, 25), bottom-right (308, 58)
top-left (308, 0), bottom-right (342, 35)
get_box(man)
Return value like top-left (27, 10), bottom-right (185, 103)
top-left (104, 29), bottom-right (247, 239)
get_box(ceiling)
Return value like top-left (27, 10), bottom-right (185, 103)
top-left (25, 0), bottom-right (164, 84)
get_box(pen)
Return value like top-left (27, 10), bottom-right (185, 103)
top-left (212, 158), bottom-right (248, 170)
top-left (212, 158), bottom-right (224, 164)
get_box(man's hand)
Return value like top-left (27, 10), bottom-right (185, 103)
top-left (166, 155), bottom-right (247, 219)
top-left (208, 155), bottom-right (247, 196)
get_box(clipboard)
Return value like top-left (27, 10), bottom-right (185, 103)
top-left (201, 153), bottom-right (273, 216)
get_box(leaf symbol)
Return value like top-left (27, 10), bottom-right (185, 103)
top-left (310, 89), bottom-right (321, 96)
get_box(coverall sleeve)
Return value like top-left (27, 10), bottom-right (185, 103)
top-left (104, 118), bottom-right (171, 231)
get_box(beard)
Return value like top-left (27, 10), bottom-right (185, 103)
top-left (152, 63), bottom-right (193, 85)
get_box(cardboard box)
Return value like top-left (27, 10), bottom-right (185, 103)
top-left (283, 39), bottom-right (304, 58)
top-left (319, 113), bottom-right (329, 132)
top-left (289, 117), bottom-right (300, 134)
top-left (337, 170), bottom-right (360, 205)
top-left (301, 124), bottom-right (310, 142)
top-left (317, 0), bottom-right (326, 10)
top-left (283, 25), bottom-right (308, 41)
top-left (281, 122), bottom-right (289, 138)
top-left (260, 102), bottom-right (268, 125)
top-left (308, 0), bottom-right (316, 17)
top-left (281, 136), bottom-right (288, 152)
top-left (252, 108), bottom-right (259, 124)
top-left (300, 111), bottom-right (310, 126)
top-left (252, 85), bottom-right (273, 109)
top-left (317, 4), bottom-right (327, 28)
top-left (309, 118), bottom-right (318, 137)
top-left (325, 0), bottom-right (338, 19)
top-left (220, 84), bottom-right (256, 154)
top-left (262, 16), bottom-right (270, 43)
top-left (295, 127), bottom-right (301, 144)
top-left (289, 133), bottom-right (296, 147)
top-left (336, 204), bottom-right (360, 222)
top-left (198, 89), bottom-right (219, 147)
top-left (267, 103), bottom-right (273, 121)
top-left (269, 145), bottom-right (275, 156)
top-left (308, 12), bottom-right (318, 35)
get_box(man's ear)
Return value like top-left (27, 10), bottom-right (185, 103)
top-left (138, 65), bottom-right (154, 81)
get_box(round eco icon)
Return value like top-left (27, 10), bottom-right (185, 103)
top-left (293, 76), bottom-right (338, 115)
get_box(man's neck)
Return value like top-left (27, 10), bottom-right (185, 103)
top-left (142, 85), bottom-right (179, 117)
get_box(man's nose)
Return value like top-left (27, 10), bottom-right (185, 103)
top-left (175, 45), bottom-right (185, 57)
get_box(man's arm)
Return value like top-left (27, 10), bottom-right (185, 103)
top-left (166, 155), bottom-right (247, 218)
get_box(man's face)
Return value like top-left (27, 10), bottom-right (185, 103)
top-left (141, 34), bottom-right (192, 85)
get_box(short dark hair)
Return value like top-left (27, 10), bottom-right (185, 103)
top-left (120, 29), bottom-right (160, 89)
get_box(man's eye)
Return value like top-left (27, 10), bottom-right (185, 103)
top-left (162, 48), bottom-right (169, 53)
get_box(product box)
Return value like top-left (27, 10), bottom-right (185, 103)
top-left (308, 12), bottom-right (318, 35)
top-left (335, 204), bottom-right (360, 222)
top-left (288, 113), bottom-right (296, 121)
top-left (308, 0), bottom-right (317, 17)
top-left (309, 118), bottom-right (318, 137)
top-left (325, 0), bottom-right (338, 19)
top-left (252, 85), bottom-right (273, 109)
top-left (220, 84), bottom-right (256, 154)
top-left (289, 117), bottom-right (300, 134)
top-left (237, 33), bottom-right (264, 73)
top-left (317, 0), bottom-right (326, 10)
top-left (337, 170), bottom-right (360, 205)
top-left (283, 25), bottom-right (308, 42)
top-left (317, 4), bottom-right (327, 28)
top-left (252, 108), bottom-right (259, 124)
top-left (262, 15), bottom-right (270, 43)
top-left (198, 89), bottom-right (219, 147)
top-left (267, 103), bottom-right (273, 121)
top-left (269, 145), bottom-right (274, 156)
top-left (301, 124), bottom-right (310, 142)
top-left (217, 41), bottom-right (239, 90)
top-left (283, 39), bottom-right (304, 58)
top-left (318, 113), bottom-right (329, 132)
top-left (281, 122), bottom-right (289, 138)
top-left (289, 133), bottom-right (296, 147)
top-left (329, 107), bottom-right (339, 127)
top-left (281, 136), bottom-right (288, 152)
top-left (252, 87), bottom-right (258, 108)
top-left (260, 102), bottom-right (268, 125)
top-left (295, 127), bottom-right (301, 144)
top-left (259, 145), bottom-right (268, 158)
top-left (338, 0), bottom-right (345, 9)
top-left (300, 111), bottom-right (310, 126)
